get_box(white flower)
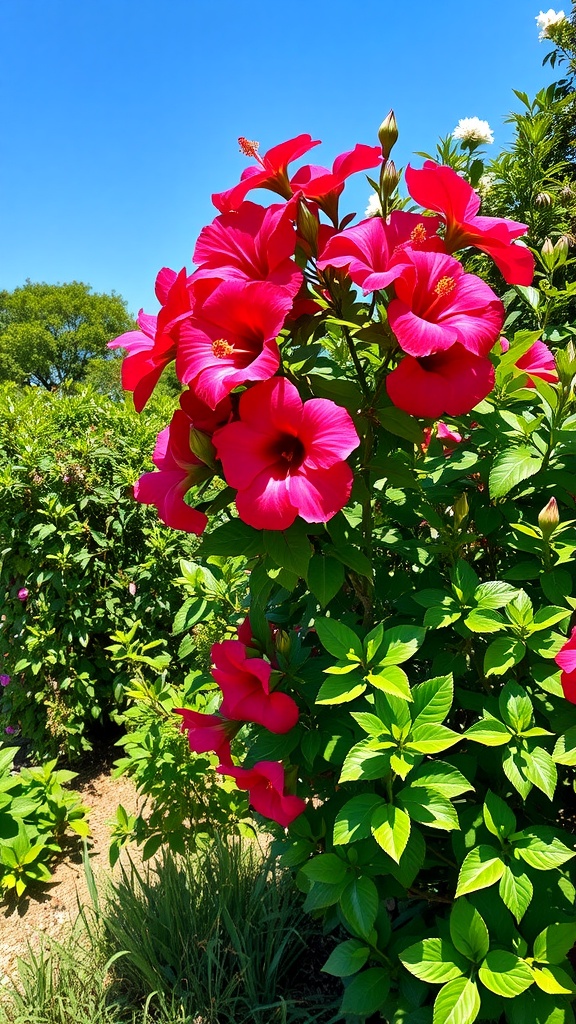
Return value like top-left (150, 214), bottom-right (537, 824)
top-left (536, 8), bottom-right (566, 40)
top-left (452, 117), bottom-right (494, 146)
top-left (477, 172), bottom-right (497, 195)
top-left (365, 193), bottom-right (382, 218)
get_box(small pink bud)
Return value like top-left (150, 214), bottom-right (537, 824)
top-left (538, 497), bottom-right (560, 539)
top-left (0, 675), bottom-right (10, 687)
top-left (128, 582), bottom-right (137, 596)
top-left (17, 588), bottom-right (29, 601)
top-left (4, 726), bottom-right (16, 735)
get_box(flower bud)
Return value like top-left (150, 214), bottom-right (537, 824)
top-left (189, 428), bottom-right (218, 471)
top-left (378, 111), bottom-right (398, 160)
top-left (538, 497), bottom-right (560, 539)
top-left (296, 199), bottom-right (319, 254)
top-left (275, 629), bottom-right (291, 657)
top-left (554, 236), bottom-right (569, 267)
top-left (453, 492), bottom-right (469, 531)
top-left (535, 191), bottom-right (553, 207)
top-left (380, 160), bottom-right (400, 201)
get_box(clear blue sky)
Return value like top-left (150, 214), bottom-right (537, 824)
top-left (0, 0), bottom-right (558, 318)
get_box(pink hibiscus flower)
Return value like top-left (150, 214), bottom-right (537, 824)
top-left (388, 250), bottom-right (504, 357)
top-left (317, 211), bottom-right (444, 293)
top-left (176, 279), bottom-right (292, 409)
top-left (386, 344), bottom-right (495, 419)
top-left (555, 627), bottom-right (576, 703)
top-left (212, 377), bottom-right (360, 531)
top-left (175, 708), bottom-right (236, 766)
top-left (193, 201), bottom-right (302, 297)
top-left (405, 161), bottom-right (535, 286)
top-left (109, 268), bottom-right (194, 412)
top-left (218, 760), bottom-right (306, 828)
top-left (500, 338), bottom-right (558, 387)
top-left (211, 640), bottom-right (299, 733)
top-left (134, 411), bottom-right (211, 534)
top-left (290, 143), bottom-right (382, 222)
top-left (422, 422), bottom-right (464, 455)
top-left (212, 135), bottom-right (321, 213)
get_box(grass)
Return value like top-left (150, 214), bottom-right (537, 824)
top-left (0, 835), bottom-right (338, 1024)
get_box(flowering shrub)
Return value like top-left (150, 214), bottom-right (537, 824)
top-left (113, 108), bottom-right (576, 1024)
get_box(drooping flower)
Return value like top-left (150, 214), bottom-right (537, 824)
top-left (211, 640), bottom-right (299, 733)
top-left (388, 250), bottom-right (504, 357)
top-left (515, 341), bottom-right (558, 386)
top-left (218, 760), bottom-right (306, 828)
top-left (422, 422), bottom-right (464, 455)
top-left (405, 161), bottom-right (534, 286)
top-left (109, 268), bottom-right (194, 411)
top-left (555, 627), bottom-right (576, 703)
top-left (386, 344), bottom-right (495, 419)
top-left (290, 144), bottom-right (382, 222)
top-left (193, 201), bottom-right (302, 297)
top-left (176, 279), bottom-right (292, 409)
top-left (452, 118), bottom-right (494, 146)
top-left (175, 708), bottom-right (236, 766)
top-left (536, 8), bottom-right (566, 40)
top-left (317, 211), bottom-right (444, 294)
top-left (212, 377), bottom-right (360, 531)
top-left (212, 135), bottom-right (321, 213)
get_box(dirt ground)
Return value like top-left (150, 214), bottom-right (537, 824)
top-left (0, 762), bottom-right (141, 978)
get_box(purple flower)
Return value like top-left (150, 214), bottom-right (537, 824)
top-left (0, 675), bottom-right (10, 687)
top-left (4, 726), bottom-right (16, 735)
top-left (17, 588), bottom-right (28, 601)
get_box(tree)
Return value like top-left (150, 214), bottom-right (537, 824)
top-left (0, 280), bottom-right (135, 388)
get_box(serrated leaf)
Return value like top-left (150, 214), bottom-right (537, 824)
top-left (397, 786), bottom-right (460, 831)
top-left (400, 938), bottom-right (467, 984)
top-left (314, 617), bottom-right (364, 661)
top-left (300, 853), bottom-right (349, 885)
top-left (339, 740), bottom-right (392, 783)
top-left (340, 876), bottom-right (379, 939)
top-left (409, 762), bottom-right (473, 798)
top-left (503, 746), bottom-right (533, 799)
top-left (465, 716), bottom-right (511, 747)
top-left (408, 723), bottom-right (460, 754)
top-left (412, 675), bottom-right (454, 726)
top-left (483, 790), bottom-right (516, 839)
top-left (513, 827), bottom-right (575, 870)
top-left (531, 966), bottom-right (576, 996)
top-left (308, 554), bottom-right (345, 608)
top-left (479, 952), bottom-right (534, 997)
top-left (455, 845), bottom-right (505, 896)
top-left (523, 746), bottom-right (557, 800)
top-left (553, 726), bottom-right (576, 766)
top-left (499, 681), bottom-right (533, 733)
top-left (450, 898), bottom-right (489, 962)
top-left (371, 804), bottom-right (411, 863)
top-left (433, 977), bottom-right (481, 1024)
top-left (367, 664), bottom-right (412, 701)
top-left (334, 794), bottom-right (385, 845)
top-left (465, 609), bottom-right (506, 633)
top-left (484, 637), bottom-right (526, 677)
top-left (499, 863), bottom-right (533, 923)
top-left (489, 446), bottom-right (543, 499)
top-left (474, 581), bottom-right (519, 609)
top-left (424, 605), bottom-right (461, 629)
top-left (374, 625), bottom-right (426, 667)
top-left (340, 967), bottom-right (390, 1016)
top-left (264, 524), bottom-right (311, 579)
top-left (316, 674), bottom-right (367, 705)
top-left (322, 939), bottom-right (371, 978)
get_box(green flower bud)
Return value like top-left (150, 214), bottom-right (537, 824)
top-left (378, 110), bottom-right (399, 160)
top-left (538, 497), bottom-right (559, 539)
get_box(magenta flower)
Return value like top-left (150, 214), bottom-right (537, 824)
top-left (4, 726), bottom-right (16, 735)
top-left (405, 162), bottom-right (535, 286)
top-left (175, 708), bottom-right (236, 766)
top-left (218, 760), bottom-right (306, 828)
top-left (17, 588), bottom-right (28, 601)
top-left (212, 134), bottom-right (321, 213)
top-left (176, 279), bottom-right (292, 409)
top-left (0, 675), bottom-right (10, 687)
top-left (509, 339), bottom-right (558, 386)
top-left (388, 250), bottom-right (504, 357)
top-left (193, 201), bottom-right (302, 297)
top-left (422, 422), bottom-right (464, 455)
top-left (317, 211), bottom-right (444, 293)
top-left (212, 377), bottom-right (360, 531)
top-left (386, 344), bottom-right (495, 419)
top-left (555, 628), bottom-right (576, 704)
top-left (211, 640), bottom-right (299, 734)
top-left (290, 143), bottom-right (382, 222)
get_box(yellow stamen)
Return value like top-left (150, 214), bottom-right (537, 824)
top-left (212, 339), bottom-right (234, 359)
top-left (238, 136), bottom-right (260, 159)
top-left (434, 275), bottom-right (456, 298)
top-left (410, 223), bottom-right (427, 245)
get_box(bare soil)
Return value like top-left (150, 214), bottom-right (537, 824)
top-left (0, 760), bottom-right (141, 978)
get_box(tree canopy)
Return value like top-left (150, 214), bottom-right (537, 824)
top-left (0, 280), bottom-right (135, 388)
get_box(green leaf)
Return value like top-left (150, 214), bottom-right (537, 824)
top-left (339, 740), bottom-right (391, 783)
top-left (322, 939), bottom-right (371, 978)
top-left (300, 853), bottom-right (349, 885)
top-left (484, 638), bottom-right (526, 677)
top-left (483, 790), bottom-right (516, 839)
top-left (264, 523), bottom-right (311, 579)
top-left (533, 924), bottom-right (576, 965)
top-left (334, 794), bottom-right (385, 845)
top-left (340, 967), bottom-right (390, 1017)
top-left (531, 965), bottom-right (576, 996)
top-left (397, 786), bottom-right (460, 831)
top-left (450, 898), bottom-right (489, 962)
top-left (408, 723), bottom-right (460, 754)
top-left (374, 626), bottom-right (426, 667)
top-left (465, 715), bottom-right (511, 747)
top-left (452, 560), bottom-right (480, 603)
top-left (455, 845), bottom-right (505, 897)
top-left (464, 609), bottom-right (505, 633)
top-left (412, 675), bottom-right (454, 726)
top-left (513, 827), bottom-right (575, 870)
top-left (478, 951), bottom-right (534, 997)
top-left (367, 664), bottom-right (412, 701)
top-left (172, 597), bottom-right (209, 634)
top-left (499, 681), bottom-right (533, 733)
top-left (314, 617), bottom-right (363, 661)
top-left (199, 518), bottom-right (264, 558)
top-left (400, 938), bottom-right (467, 984)
top-left (433, 978), bottom-right (481, 1024)
top-left (424, 605), bottom-right (462, 629)
top-left (553, 726), bottom-right (576, 766)
top-left (489, 446), bottom-right (543, 499)
top-left (331, 543), bottom-right (373, 579)
top-left (499, 863), bottom-right (533, 923)
top-left (523, 746), bottom-right (557, 800)
top-left (316, 674), bottom-right (367, 705)
top-left (308, 553), bottom-right (345, 608)
top-left (371, 804), bottom-right (411, 863)
top-left (474, 581), bottom-right (519, 609)
top-left (409, 762), bottom-right (472, 798)
top-left (531, 607), bottom-right (570, 631)
top-left (502, 746), bottom-right (533, 800)
top-left (339, 876), bottom-right (379, 939)
top-left (378, 406), bottom-right (425, 444)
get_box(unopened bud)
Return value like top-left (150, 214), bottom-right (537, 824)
top-left (380, 160), bottom-right (400, 201)
top-left (378, 110), bottom-right (399, 159)
top-left (275, 629), bottom-right (291, 657)
top-left (541, 237), bottom-right (556, 270)
top-left (453, 492), bottom-right (469, 531)
top-left (538, 497), bottom-right (560, 539)
top-left (554, 236), bottom-right (569, 266)
top-left (189, 428), bottom-right (218, 470)
top-left (296, 200), bottom-right (319, 253)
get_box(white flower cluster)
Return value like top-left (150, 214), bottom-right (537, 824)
top-left (452, 117), bottom-right (494, 146)
top-left (536, 8), bottom-right (566, 40)
top-left (364, 193), bottom-right (382, 218)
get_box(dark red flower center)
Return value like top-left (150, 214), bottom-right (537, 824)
top-left (274, 433), bottom-right (306, 469)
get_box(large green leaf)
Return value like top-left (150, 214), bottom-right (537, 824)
top-left (333, 794), bottom-right (385, 845)
top-left (449, 899), bottom-right (489, 962)
top-left (367, 664), bottom-right (413, 701)
top-left (433, 978), bottom-right (481, 1024)
top-left (340, 967), bottom-right (390, 1017)
top-left (339, 740), bottom-right (392, 783)
top-left (371, 804), bottom-right (411, 863)
top-left (308, 553), bottom-right (345, 608)
top-left (499, 863), bottom-right (533, 924)
top-left (478, 951), bottom-right (534, 997)
top-left (512, 827), bottom-right (575, 871)
top-left (455, 846), bottom-right (505, 897)
top-left (533, 924), bottom-right (576, 965)
top-left (484, 638), bottom-right (526, 677)
top-left (314, 617), bottom-right (363, 661)
top-left (322, 938), bottom-right (371, 978)
top-left (489, 446), bottom-right (543, 499)
top-left (412, 675), bottom-right (454, 726)
top-left (397, 786), bottom-right (460, 831)
top-left (408, 723), bottom-right (460, 754)
top-left (400, 938), bottom-right (467, 984)
top-left (264, 523), bottom-right (312, 579)
top-left (316, 674), bottom-right (367, 705)
top-left (523, 746), bottom-right (557, 801)
top-left (483, 790), bottom-right (517, 839)
top-left (409, 762), bottom-right (472, 798)
top-left (465, 716), bottom-right (511, 746)
top-left (339, 876), bottom-right (379, 939)
top-left (300, 853), bottom-right (349, 885)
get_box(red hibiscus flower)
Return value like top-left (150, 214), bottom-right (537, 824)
top-left (211, 640), bottom-right (299, 733)
top-left (212, 377), bottom-right (360, 531)
top-left (317, 211), bottom-right (444, 293)
top-left (175, 708), bottom-right (236, 766)
top-left (386, 344), bottom-right (495, 419)
top-left (405, 161), bottom-right (534, 286)
top-left (290, 144), bottom-right (382, 222)
top-left (193, 201), bottom-right (302, 297)
top-left (212, 135), bottom-right (321, 213)
top-left (422, 422), bottom-right (464, 455)
top-left (109, 268), bottom-right (194, 412)
top-left (388, 250), bottom-right (504, 357)
top-left (555, 628), bottom-right (576, 703)
top-left (500, 338), bottom-right (558, 387)
top-left (176, 279), bottom-right (292, 409)
top-left (218, 760), bottom-right (306, 828)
